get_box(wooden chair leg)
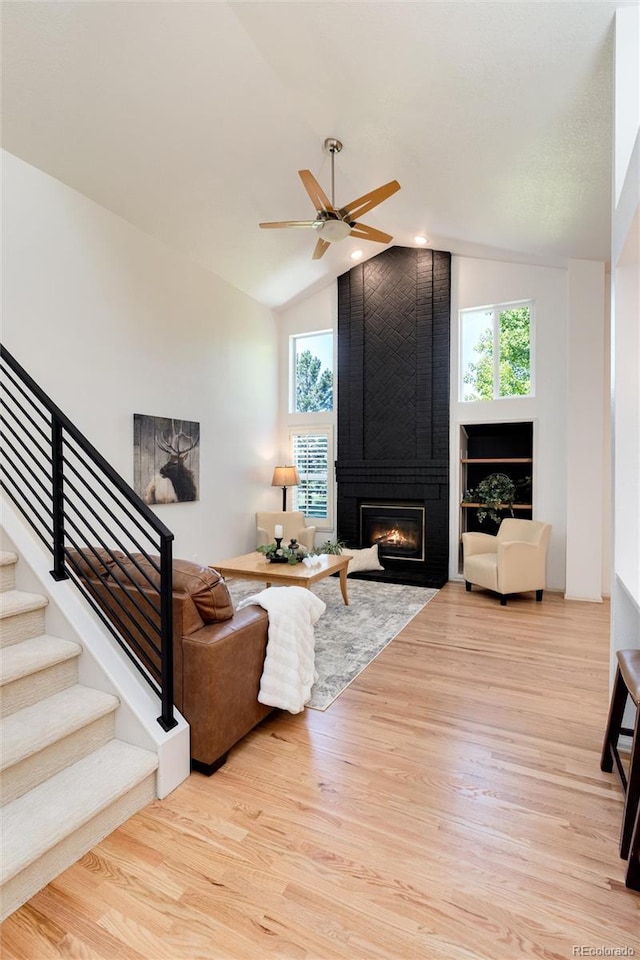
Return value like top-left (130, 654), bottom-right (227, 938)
top-left (620, 710), bottom-right (640, 859)
top-left (625, 800), bottom-right (640, 890)
top-left (600, 667), bottom-right (628, 774)
top-left (536, 589), bottom-right (543, 601)
top-left (465, 581), bottom-right (472, 592)
top-left (500, 596), bottom-right (507, 606)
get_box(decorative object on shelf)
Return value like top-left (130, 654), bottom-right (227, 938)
top-left (462, 472), bottom-right (530, 525)
top-left (271, 465), bottom-right (300, 511)
top-left (256, 540), bottom-right (303, 564)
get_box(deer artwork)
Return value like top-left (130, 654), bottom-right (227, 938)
top-left (144, 420), bottom-right (199, 504)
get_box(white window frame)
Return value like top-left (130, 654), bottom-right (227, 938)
top-left (289, 329), bottom-right (334, 415)
top-left (289, 425), bottom-right (333, 531)
top-left (459, 299), bottom-right (535, 402)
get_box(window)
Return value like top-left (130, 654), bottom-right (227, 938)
top-left (460, 301), bottom-right (533, 401)
top-left (287, 328), bottom-right (335, 529)
top-left (290, 331), bottom-right (333, 413)
top-left (290, 428), bottom-right (332, 526)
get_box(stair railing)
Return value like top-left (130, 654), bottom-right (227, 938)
top-left (0, 344), bottom-right (177, 731)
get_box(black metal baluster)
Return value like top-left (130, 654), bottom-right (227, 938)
top-left (50, 415), bottom-right (68, 581)
top-left (157, 534), bottom-right (177, 730)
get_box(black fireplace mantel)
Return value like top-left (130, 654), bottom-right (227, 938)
top-left (336, 245), bottom-right (451, 587)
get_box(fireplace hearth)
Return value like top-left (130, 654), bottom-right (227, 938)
top-left (361, 503), bottom-right (425, 562)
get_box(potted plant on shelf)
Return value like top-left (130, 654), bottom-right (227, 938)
top-left (462, 472), bottom-right (529, 525)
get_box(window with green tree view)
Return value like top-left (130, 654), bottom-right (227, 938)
top-left (460, 302), bottom-right (533, 402)
top-left (291, 331), bottom-right (333, 413)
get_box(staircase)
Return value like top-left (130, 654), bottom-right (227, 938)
top-left (0, 549), bottom-right (158, 921)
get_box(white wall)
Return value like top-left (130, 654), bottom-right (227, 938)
top-left (2, 151), bottom-right (279, 564)
top-left (602, 273), bottom-right (612, 597)
top-left (450, 257), bottom-right (570, 591)
top-left (611, 6), bottom-right (640, 671)
top-left (614, 5), bottom-right (640, 210)
top-left (565, 259), bottom-right (605, 601)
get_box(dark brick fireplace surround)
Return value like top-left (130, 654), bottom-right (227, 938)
top-left (336, 246), bottom-right (451, 587)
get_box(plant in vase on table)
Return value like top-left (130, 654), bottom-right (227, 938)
top-left (257, 537), bottom-right (306, 564)
top-left (257, 536), bottom-right (346, 565)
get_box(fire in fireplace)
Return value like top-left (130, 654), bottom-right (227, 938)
top-left (360, 503), bottom-right (426, 562)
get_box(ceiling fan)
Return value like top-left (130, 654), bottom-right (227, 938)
top-left (259, 138), bottom-right (401, 260)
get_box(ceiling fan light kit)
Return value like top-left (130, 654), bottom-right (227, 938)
top-left (317, 218), bottom-right (352, 243)
top-left (259, 137), bottom-right (400, 260)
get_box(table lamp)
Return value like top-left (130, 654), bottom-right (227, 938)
top-left (272, 465), bottom-right (300, 511)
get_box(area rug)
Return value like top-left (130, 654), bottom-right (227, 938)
top-left (225, 576), bottom-right (438, 710)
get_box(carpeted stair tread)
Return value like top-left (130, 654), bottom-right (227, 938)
top-left (0, 553), bottom-right (17, 593)
top-left (1, 739), bottom-right (158, 884)
top-left (0, 589), bottom-right (48, 620)
top-left (0, 634), bottom-right (82, 686)
top-left (1, 685), bottom-right (120, 770)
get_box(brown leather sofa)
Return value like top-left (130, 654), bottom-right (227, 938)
top-left (69, 548), bottom-right (273, 774)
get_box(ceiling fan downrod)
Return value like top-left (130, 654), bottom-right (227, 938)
top-left (324, 138), bottom-right (343, 210)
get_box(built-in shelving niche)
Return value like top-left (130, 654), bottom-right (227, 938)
top-left (459, 421), bottom-right (534, 546)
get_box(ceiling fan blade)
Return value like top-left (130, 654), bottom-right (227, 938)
top-left (299, 170), bottom-right (334, 213)
top-left (259, 220), bottom-right (320, 229)
top-left (340, 180), bottom-right (401, 221)
top-left (312, 237), bottom-right (331, 260)
top-left (349, 222), bottom-right (393, 244)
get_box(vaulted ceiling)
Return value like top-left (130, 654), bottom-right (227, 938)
top-left (1, 1), bottom-right (631, 309)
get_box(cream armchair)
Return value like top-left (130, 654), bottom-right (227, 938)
top-left (256, 511), bottom-right (317, 551)
top-left (462, 518), bottom-right (552, 606)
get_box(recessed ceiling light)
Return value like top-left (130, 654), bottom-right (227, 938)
top-left (414, 235), bottom-right (428, 246)
top-left (350, 249), bottom-right (364, 260)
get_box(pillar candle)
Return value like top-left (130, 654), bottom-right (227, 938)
top-left (274, 524), bottom-right (284, 539)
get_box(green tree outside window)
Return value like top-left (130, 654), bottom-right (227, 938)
top-left (296, 349), bottom-right (333, 412)
top-left (463, 306), bottom-right (531, 401)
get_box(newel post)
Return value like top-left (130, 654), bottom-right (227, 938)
top-left (157, 534), bottom-right (177, 731)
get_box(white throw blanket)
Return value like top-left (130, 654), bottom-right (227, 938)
top-left (236, 586), bottom-right (326, 714)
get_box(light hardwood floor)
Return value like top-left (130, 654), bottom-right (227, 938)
top-left (1, 582), bottom-right (638, 959)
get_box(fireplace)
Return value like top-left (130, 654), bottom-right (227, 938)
top-left (360, 503), bottom-right (425, 562)
top-left (336, 245), bottom-right (451, 588)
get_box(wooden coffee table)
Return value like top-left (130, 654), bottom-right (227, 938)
top-left (211, 551), bottom-right (351, 605)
